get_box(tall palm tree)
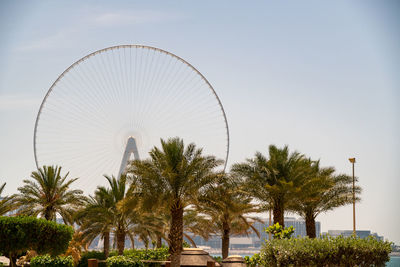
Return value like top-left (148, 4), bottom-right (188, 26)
top-left (232, 145), bottom-right (306, 227)
top-left (0, 183), bottom-right (15, 215)
top-left (289, 160), bottom-right (361, 238)
top-left (128, 137), bottom-right (222, 267)
top-left (196, 174), bottom-right (260, 259)
top-left (16, 166), bottom-right (86, 224)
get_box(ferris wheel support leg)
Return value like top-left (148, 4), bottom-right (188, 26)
top-left (118, 136), bottom-right (140, 177)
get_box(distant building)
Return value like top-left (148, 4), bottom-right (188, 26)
top-left (323, 230), bottom-right (383, 241)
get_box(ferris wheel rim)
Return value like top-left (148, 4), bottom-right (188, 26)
top-left (33, 44), bottom-right (230, 171)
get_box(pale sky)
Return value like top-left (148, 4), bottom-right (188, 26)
top-left (0, 1), bottom-right (399, 244)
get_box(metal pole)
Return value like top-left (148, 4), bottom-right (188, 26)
top-left (349, 157), bottom-right (356, 237)
top-left (352, 161), bottom-right (356, 236)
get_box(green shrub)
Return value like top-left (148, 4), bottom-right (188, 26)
top-left (30, 255), bottom-right (73, 267)
top-left (265, 223), bottom-right (294, 239)
top-left (0, 216), bottom-right (73, 265)
top-left (244, 253), bottom-right (261, 267)
top-left (212, 256), bottom-right (222, 263)
top-left (106, 256), bottom-right (143, 267)
top-left (78, 251), bottom-right (106, 267)
top-left (258, 235), bottom-right (392, 267)
top-left (122, 247), bottom-right (169, 261)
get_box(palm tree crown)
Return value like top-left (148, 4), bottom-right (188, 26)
top-left (16, 165), bottom-right (86, 224)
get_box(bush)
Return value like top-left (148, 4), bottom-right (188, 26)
top-left (78, 251), bottom-right (106, 267)
top-left (106, 256), bottom-right (143, 267)
top-left (244, 253), bottom-right (261, 267)
top-left (0, 216), bottom-right (73, 265)
top-left (258, 235), bottom-right (392, 267)
top-left (123, 247), bottom-right (169, 261)
top-left (212, 256), bottom-right (222, 263)
top-left (265, 223), bottom-right (294, 239)
top-left (30, 255), bottom-right (73, 267)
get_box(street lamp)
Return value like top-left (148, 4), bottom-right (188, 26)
top-left (348, 157), bottom-right (356, 236)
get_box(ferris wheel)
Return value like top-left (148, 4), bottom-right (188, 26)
top-left (34, 45), bottom-right (229, 193)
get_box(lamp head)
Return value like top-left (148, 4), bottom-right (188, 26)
top-left (348, 158), bottom-right (356, 163)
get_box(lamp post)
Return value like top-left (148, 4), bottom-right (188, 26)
top-left (348, 157), bottom-right (356, 236)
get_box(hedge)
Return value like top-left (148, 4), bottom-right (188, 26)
top-left (106, 256), bottom-right (143, 267)
top-left (0, 216), bottom-right (73, 265)
top-left (123, 247), bottom-right (169, 261)
top-left (251, 235), bottom-right (392, 266)
top-left (30, 255), bottom-right (73, 267)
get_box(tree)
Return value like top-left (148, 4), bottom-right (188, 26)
top-left (128, 137), bottom-right (222, 267)
top-left (15, 166), bottom-right (86, 224)
top-left (196, 174), bottom-right (260, 258)
top-left (75, 190), bottom-right (114, 258)
top-left (97, 174), bottom-right (131, 255)
top-left (0, 182), bottom-right (15, 215)
top-left (289, 160), bottom-right (361, 238)
top-left (0, 216), bottom-right (73, 267)
top-left (232, 145), bottom-right (306, 227)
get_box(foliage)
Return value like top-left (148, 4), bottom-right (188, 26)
top-left (128, 137), bottom-right (222, 267)
top-left (75, 187), bottom-right (115, 257)
top-left (30, 255), bottom-right (74, 267)
top-left (182, 241), bottom-right (191, 248)
top-left (78, 251), bottom-right (107, 267)
top-left (259, 236), bottom-right (392, 267)
top-left (195, 173), bottom-right (260, 258)
top-left (122, 247), bottom-right (169, 261)
top-left (15, 165), bottom-right (86, 224)
top-left (244, 253), bottom-right (261, 267)
top-left (212, 256), bottom-right (222, 263)
top-left (288, 159), bottom-right (361, 238)
top-left (265, 223), bottom-right (294, 239)
top-left (0, 183), bottom-right (15, 216)
top-left (106, 256), bottom-right (143, 267)
top-left (63, 230), bottom-right (89, 265)
top-left (0, 216), bottom-right (73, 266)
top-left (231, 145), bottom-right (307, 226)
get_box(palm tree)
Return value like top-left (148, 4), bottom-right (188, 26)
top-left (289, 160), bottom-right (361, 238)
top-left (232, 145), bottom-right (306, 227)
top-left (75, 190), bottom-right (114, 257)
top-left (128, 137), bottom-right (222, 267)
top-left (98, 174), bottom-right (131, 255)
top-left (196, 174), bottom-right (260, 259)
top-left (16, 166), bottom-right (86, 224)
top-left (0, 183), bottom-right (15, 215)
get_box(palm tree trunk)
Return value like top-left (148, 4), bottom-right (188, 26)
top-left (44, 207), bottom-right (52, 221)
top-left (221, 221), bottom-right (230, 259)
top-left (273, 197), bottom-right (285, 227)
top-left (156, 235), bottom-right (162, 248)
top-left (103, 231), bottom-right (110, 258)
top-left (168, 200), bottom-right (184, 267)
top-left (127, 232), bottom-right (135, 249)
top-left (305, 211), bottom-right (316, 238)
top-left (9, 253), bottom-right (16, 267)
top-left (116, 228), bottom-right (125, 255)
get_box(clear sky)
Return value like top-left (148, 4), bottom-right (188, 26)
top-left (0, 1), bottom-right (399, 244)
